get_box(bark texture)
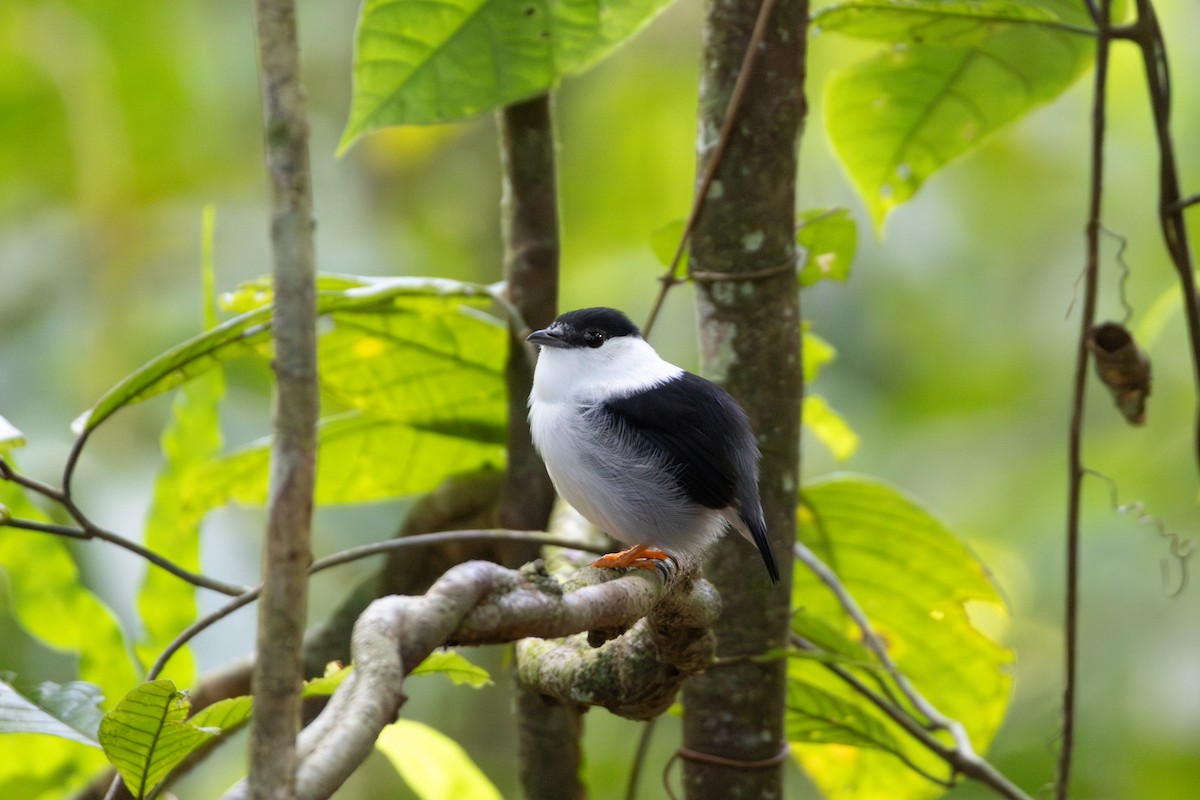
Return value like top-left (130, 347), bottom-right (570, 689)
top-left (682, 0), bottom-right (808, 796)
top-left (249, 0), bottom-right (319, 797)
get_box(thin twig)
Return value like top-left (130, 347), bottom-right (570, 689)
top-left (641, 0), bottom-right (781, 337)
top-left (1059, 2), bottom-right (1111, 797)
top-left (0, 457), bottom-right (250, 596)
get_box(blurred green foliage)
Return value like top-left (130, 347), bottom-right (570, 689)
top-left (1, 0), bottom-right (1199, 798)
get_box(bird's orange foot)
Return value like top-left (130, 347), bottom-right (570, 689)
top-left (591, 544), bottom-right (672, 572)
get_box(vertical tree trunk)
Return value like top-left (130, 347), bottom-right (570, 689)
top-left (249, 0), bottom-right (319, 798)
top-left (496, 93), bottom-right (583, 800)
top-left (682, 0), bottom-right (808, 797)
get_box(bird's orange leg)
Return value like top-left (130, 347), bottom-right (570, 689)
top-left (591, 543), bottom-right (671, 572)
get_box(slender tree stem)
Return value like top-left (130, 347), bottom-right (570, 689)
top-left (1059, 3), bottom-right (1111, 798)
top-left (249, 0), bottom-right (319, 797)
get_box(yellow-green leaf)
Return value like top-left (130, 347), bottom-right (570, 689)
top-left (99, 680), bottom-right (214, 798)
top-left (823, 0), bottom-right (1094, 229)
top-left (803, 395), bottom-right (860, 461)
top-left (410, 650), bottom-right (494, 688)
top-left (790, 475), bottom-right (1012, 799)
top-left (375, 719), bottom-right (502, 800)
top-left (340, 0), bottom-right (676, 147)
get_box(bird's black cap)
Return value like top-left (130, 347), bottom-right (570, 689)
top-left (528, 307), bottom-right (642, 349)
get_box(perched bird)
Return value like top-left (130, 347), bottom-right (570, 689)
top-left (526, 307), bottom-right (778, 584)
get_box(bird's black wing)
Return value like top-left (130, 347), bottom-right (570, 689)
top-left (603, 373), bottom-right (779, 584)
top-left (602, 372), bottom-right (750, 510)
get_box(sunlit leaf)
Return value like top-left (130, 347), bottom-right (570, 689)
top-left (186, 696), bottom-right (253, 734)
top-left (822, 0), bottom-right (1094, 228)
top-left (187, 411), bottom-right (505, 509)
top-left (340, 0), bottom-right (675, 147)
top-left (302, 664), bottom-right (353, 698)
top-left (790, 475), bottom-right (1012, 799)
top-left (77, 275), bottom-right (499, 434)
top-left (376, 719), bottom-right (502, 800)
top-left (135, 227), bottom-right (225, 684)
top-left (99, 680), bottom-right (215, 798)
top-left (411, 651), bottom-right (494, 688)
top-left (803, 395), bottom-right (860, 461)
top-left (813, 0), bottom-right (1068, 44)
top-left (0, 678), bottom-right (104, 747)
top-left (797, 208), bottom-right (857, 287)
top-left (802, 327), bottom-right (836, 383)
top-left (0, 735), bottom-right (107, 800)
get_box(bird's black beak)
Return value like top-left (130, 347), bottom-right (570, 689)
top-left (527, 328), bottom-right (568, 348)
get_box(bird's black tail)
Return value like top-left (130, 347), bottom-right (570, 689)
top-left (744, 508), bottom-right (779, 585)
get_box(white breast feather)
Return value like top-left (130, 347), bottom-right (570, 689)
top-left (529, 337), bottom-right (729, 555)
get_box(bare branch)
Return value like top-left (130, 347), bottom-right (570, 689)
top-left (218, 559), bottom-right (715, 800)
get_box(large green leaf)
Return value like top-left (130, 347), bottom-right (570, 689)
top-left (789, 475), bottom-right (1012, 799)
top-left (821, 0), bottom-right (1094, 228)
top-left (135, 355), bottom-right (224, 686)
top-left (340, 0), bottom-right (675, 146)
top-left (0, 678), bottom-right (104, 747)
top-left (77, 275), bottom-right (499, 434)
top-left (375, 719), bottom-right (502, 800)
top-left (135, 212), bottom-right (225, 684)
top-left (187, 411), bottom-right (505, 509)
top-left (813, 0), bottom-right (1070, 44)
top-left (99, 680), bottom-right (215, 798)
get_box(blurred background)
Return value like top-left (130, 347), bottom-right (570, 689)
top-left (1, 0), bottom-right (1199, 797)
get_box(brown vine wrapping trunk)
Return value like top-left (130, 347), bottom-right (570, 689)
top-left (681, 0), bottom-right (807, 796)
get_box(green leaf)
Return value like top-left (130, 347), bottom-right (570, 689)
top-left (822, 0), bottom-right (1094, 229)
top-left (186, 696), bottom-right (253, 734)
top-left (77, 275), bottom-right (499, 434)
top-left (302, 664), bottom-right (354, 698)
top-left (813, 0), bottom-right (1069, 44)
top-left (99, 680), bottom-right (215, 798)
top-left (340, 0), bottom-right (675, 146)
top-left (411, 651), bottom-right (494, 688)
top-left (187, 411), bottom-right (505, 509)
top-left (135, 228), bottom-right (226, 684)
top-left (0, 476), bottom-right (138, 709)
top-left (790, 475), bottom-right (1012, 799)
top-left (73, 307), bottom-right (270, 435)
top-left (797, 208), bottom-right (857, 287)
top-left (802, 327), bottom-right (836, 384)
top-left (786, 675), bottom-right (905, 752)
top-left (376, 719), bottom-right (502, 800)
top-left (0, 678), bottom-right (104, 747)
top-left (803, 395), bottom-right (860, 461)
top-left (135, 373), bottom-right (224, 685)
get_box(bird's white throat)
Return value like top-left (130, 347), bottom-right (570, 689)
top-left (531, 336), bottom-right (684, 405)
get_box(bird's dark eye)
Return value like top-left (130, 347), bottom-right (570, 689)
top-left (583, 329), bottom-right (605, 348)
